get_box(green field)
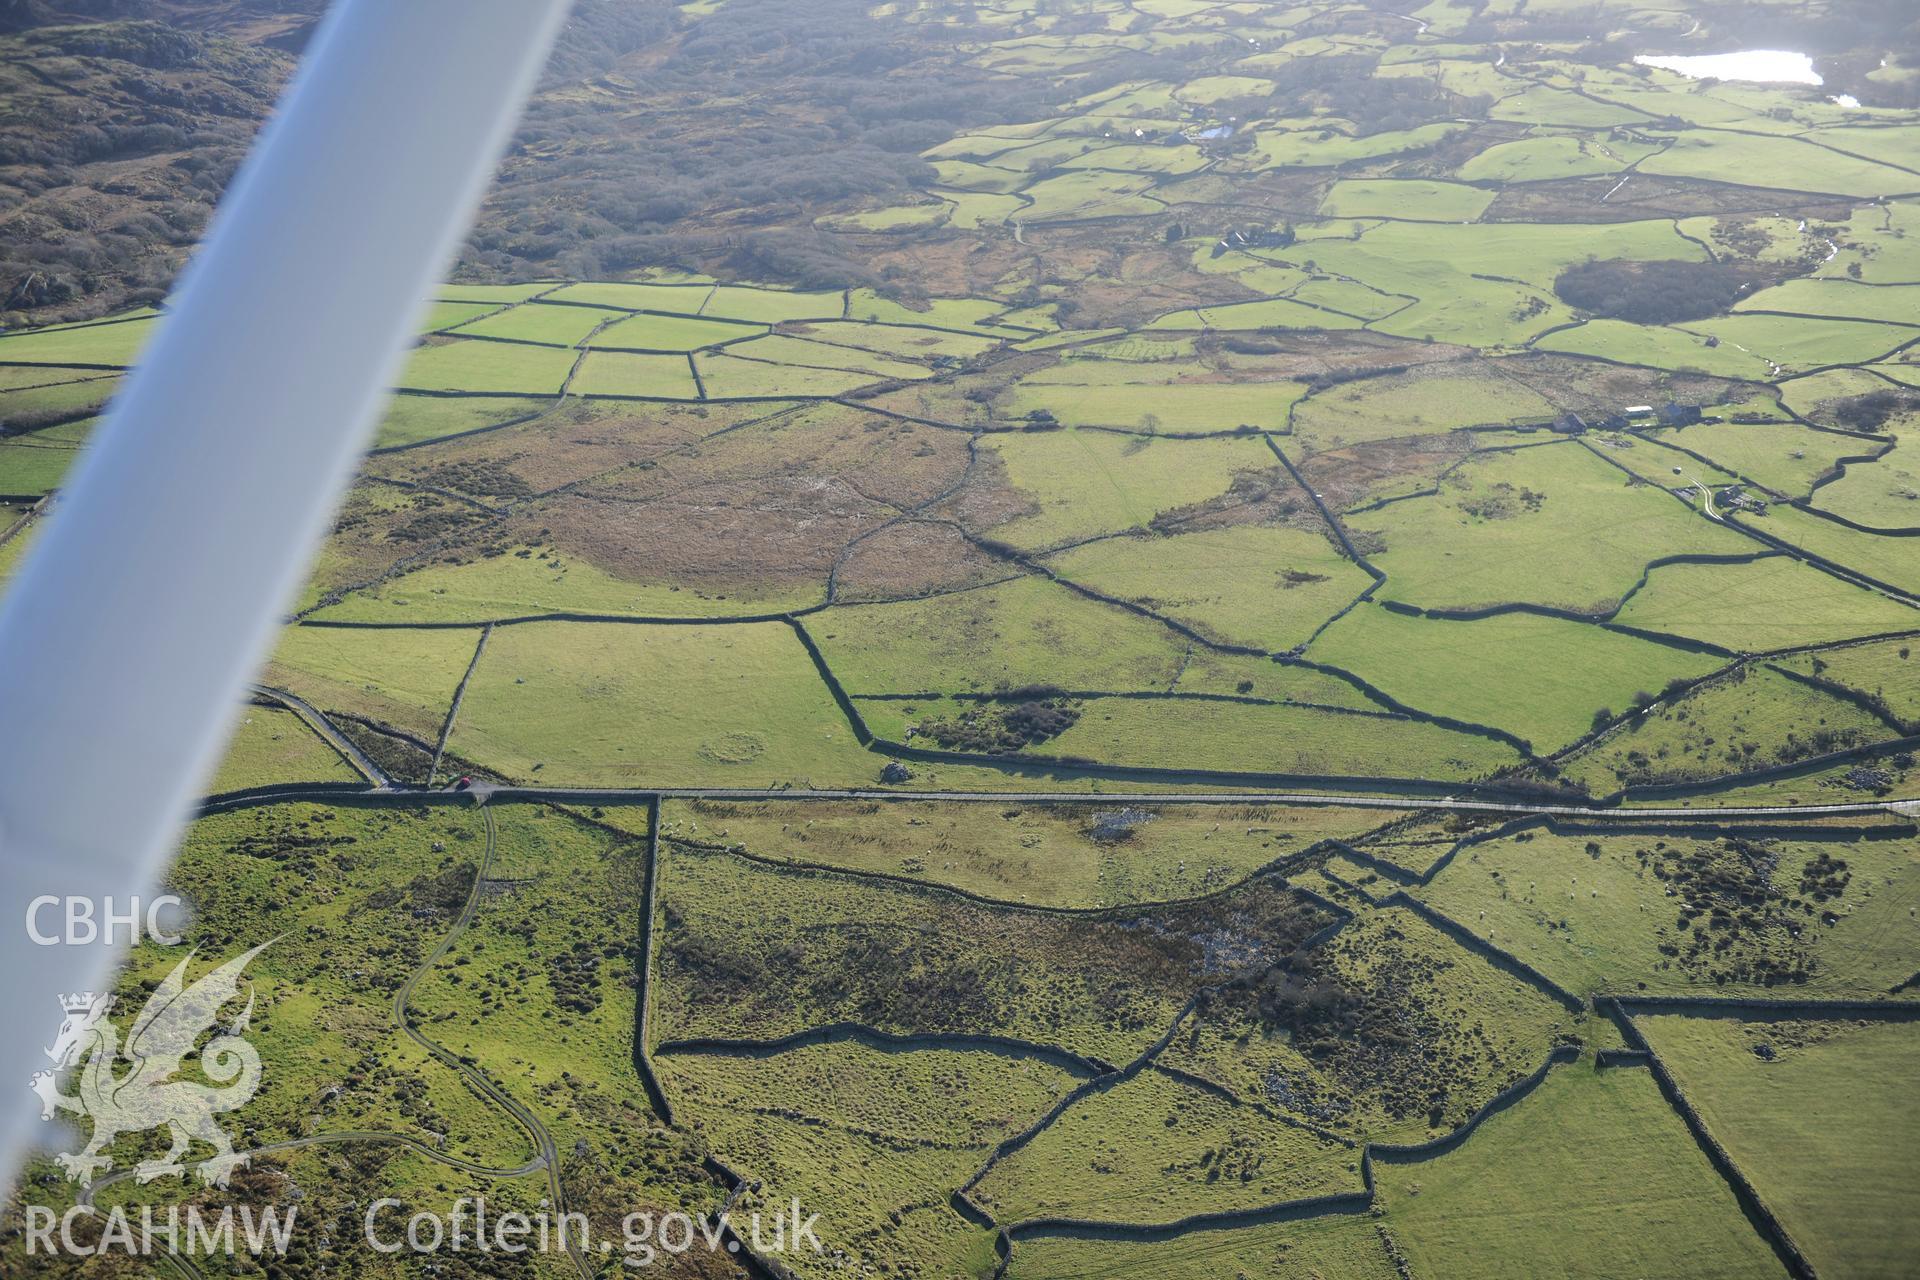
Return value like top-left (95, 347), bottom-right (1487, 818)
top-left (1637, 1015), bottom-right (1920, 1279)
top-left (449, 619), bottom-right (877, 786)
top-left (1309, 604), bottom-right (1720, 753)
top-left (208, 703), bottom-right (359, 792)
top-left (1357, 441), bottom-right (1753, 612)
top-left (1613, 555), bottom-right (1920, 651)
top-left (1377, 1060), bottom-right (1786, 1279)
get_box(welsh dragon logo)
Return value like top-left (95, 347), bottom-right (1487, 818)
top-left (29, 941), bottom-right (271, 1187)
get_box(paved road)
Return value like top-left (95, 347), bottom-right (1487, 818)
top-left (204, 780), bottom-right (1915, 823)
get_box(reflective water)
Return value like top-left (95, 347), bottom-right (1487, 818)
top-left (1634, 50), bottom-right (1821, 85)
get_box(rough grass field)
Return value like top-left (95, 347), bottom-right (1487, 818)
top-left (1415, 826), bottom-right (1920, 998)
top-left (1557, 663), bottom-right (1898, 794)
top-left (974, 1064), bottom-right (1360, 1224)
top-left (1044, 524), bottom-right (1370, 651)
top-left (661, 799), bottom-right (1389, 907)
top-left (980, 430), bottom-right (1283, 549)
top-left (1637, 1015), bottom-right (1920, 1280)
top-left (1159, 907), bottom-right (1574, 1142)
top-left (1007, 1213), bottom-right (1400, 1280)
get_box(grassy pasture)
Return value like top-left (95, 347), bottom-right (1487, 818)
top-left (1637, 1015), bottom-right (1920, 1280)
top-left (0, 437), bottom-right (78, 494)
top-left (542, 280), bottom-right (713, 311)
top-left (569, 350), bottom-right (700, 398)
top-left (1309, 604), bottom-right (1720, 753)
top-left (982, 429), bottom-right (1280, 549)
top-left (1613, 553), bottom-right (1920, 651)
top-left (1377, 1059), bottom-right (1787, 1280)
top-left (694, 352), bottom-right (880, 397)
top-left (416, 300), bottom-right (497, 332)
top-left (1318, 178), bottom-right (1494, 221)
top-left (821, 201), bottom-right (953, 232)
top-left (311, 542), bottom-right (824, 625)
top-left (1059, 141), bottom-right (1209, 174)
top-left (449, 302), bottom-right (626, 347)
top-left (795, 320), bottom-right (1000, 359)
top-left (0, 362), bottom-right (117, 391)
top-left (1292, 219), bottom-right (1700, 347)
top-left (1018, 169), bottom-right (1162, 221)
top-left (946, 189), bottom-right (1029, 228)
top-left (1417, 826), bottom-right (1920, 998)
top-left (0, 314), bottom-right (157, 367)
top-left (449, 619), bottom-right (875, 786)
top-left (1537, 321), bottom-right (1775, 380)
top-left (1640, 131), bottom-right (1919, 198)
top-left (1358, 441), bottom-right (1753, 612)
top-left (1288, 369), bottom-right (1558, 453)
top-left (396, 339), bottom-right (576, 395)
top-left (699, 283), bottom-right (843, 323)
top-left (209, 703), bottom-right (359, 792)
top-left (1652, 419), bottom-right (1871, 498)
top-left (814, 575), bottom-right (1189, 693)
top-left (0, 377), bottom-right (118, 435)
top-left (847, 292), bottom-right (1013, 332)
top-left (437, 282), bottom-right (555, 303)
top-left (1807, 426), bottom-right (1920, 529)
top-left (1245, 121), bottom-right (1466, 168)
top-left (1488, 82), bottom-right (1649, 128)
top-left (591, 310), bottom-right (764, 351)
top-left (1040, 695), bottom-right (1523, 781)
top-left (1045, 524), bottom-right (1369, 652)
top-left (661, 798), bottom-right (1390, 908)
top-left (1147, 295), bottom-right (1369, 332)
top-left (1790, 635), bottom-right (1920, 726)
top-left (1007, 373), bottom-right (1306, 431)
top-left (1736, 279), bottom-right (1920, 327)
top-left (1680, 313), bottom-right (1920, 375)
top-left (1456, 133), bottom-right (1637, 182)
top-left (370, 392), bottom-right (548, 448)
top-left (264, 622), bottom-right (478, 744)
top-left (1746, 501), bottom-right (1920, 598)
top-left (724, 333), bottom-right (932, 380)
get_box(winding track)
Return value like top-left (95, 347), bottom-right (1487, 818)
top-left (387, 806), bottom-right (590, 1279)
